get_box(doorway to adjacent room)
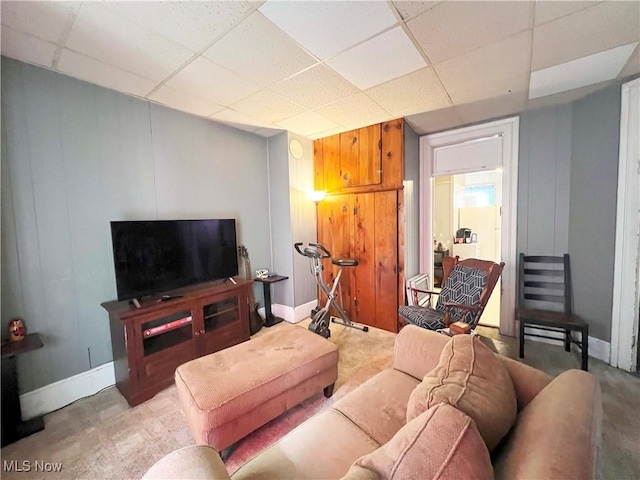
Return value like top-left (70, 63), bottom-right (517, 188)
top-left (432, 170), bottom-right (503, 328)
top-left (420, 117), bottom-right (519, 336)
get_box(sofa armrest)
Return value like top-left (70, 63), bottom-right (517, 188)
top-left (393, 325), bottom-right (450, 380)
top-left (494, 370), bottom-right (602, 480)
top-left (499, 355), bottom-right (552, 410)
top-left (142, 445), bottom-right (231, 480)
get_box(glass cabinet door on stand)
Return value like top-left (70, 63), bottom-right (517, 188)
top-left (197, 291), bottom-right (248, 357)
top-left (137, 310), bottom-right (195, 387)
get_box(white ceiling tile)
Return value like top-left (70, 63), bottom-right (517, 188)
top-left (57, 50), bottom-right (158, 97)
top-left (527, 80), bottom-right (614, 110)
top-left (230, 89), bottom-right (306, 124)
top-left (529, 42), bottom-right (638, 99)
top-left (308, 127), bottom-right (348, 140)
top-left (66, 3), bottom-right (194, 82)
top-left (275, 111), bottom-right (338, 136)
top-left (254, 127), bottom-right (285, 138)
top-left (326, 27), bottom-right (426, 90)
top-left (1, 27), bottom-right (56, 68)
top-left (166, 57), bottom-right (260, 107)
top-left (408, 1), bottom-right (533, 64)
top-left (104, 2), bottom-right (255, 52)
top-left (619, 44), bottom-right (640, 79)
top-left (315, 93), bottom-right (392, 130)
top-left (0, 1), bottom-right (79, 43)
top-left (392, 1), bottom-right (441, 21)
top-left (365, 67), bottom-right (451, 117)
top-left (269, 65), bottom-right (358, 109)
top-left (405, 107), bottom-right (463, 135)
top-left (435, 32), bottom-right (531, 105)
top-left (534, 1), bottom-right (599, 26)
top-left (203, 12), bottom-right (316, 88)
top-left (455, 92), bottom-right (528, 125)
top-left (258, 1), bottom-right (397, 60)
top-left (532, 1), bottom-right (640, 70)
top-left (148, 86), bottom-right (224, 118)
top-left (209, 108), bottom-right (267, 132)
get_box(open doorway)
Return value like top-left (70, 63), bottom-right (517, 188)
top-left (433, 171), bottom-right (503, 327)
top-left (420, 117), bottom-right (519, 336)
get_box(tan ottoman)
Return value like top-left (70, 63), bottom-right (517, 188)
top-left (175, 324), bottom-right (339, 458)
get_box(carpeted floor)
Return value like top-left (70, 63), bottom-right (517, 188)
top-left (1, 321), bottom-right (639, 479)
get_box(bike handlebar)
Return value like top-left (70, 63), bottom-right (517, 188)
top-left (294, 242), bottom-right (331, 259)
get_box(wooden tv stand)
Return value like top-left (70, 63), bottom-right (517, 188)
top-left (102, 279), bottom-right (251, 406)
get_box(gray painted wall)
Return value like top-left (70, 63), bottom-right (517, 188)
top-left (267, 132), bottom-right (293, 306)
top-left (403, 122), bottom-right (421, 279)
top-left (569, 85), bottom-right (621, 342)
top-left (518, 104), bottom-right (572, 256)
top-left (248, 132), bottom-right (317, 308)
top-left (518, 84), bottom-right (622, 342)
top-left (286, 133), bottom-right (316, 308)
top-left (267, 132), bottom-right (316, 309)
top-left (1, 58), bottom-right (271, 392)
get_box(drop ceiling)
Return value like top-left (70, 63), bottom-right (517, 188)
top-left (1, 1), bottom-right (638, 139)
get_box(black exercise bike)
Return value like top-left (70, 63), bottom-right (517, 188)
top-left (294, 242), bottom-right (369, 338)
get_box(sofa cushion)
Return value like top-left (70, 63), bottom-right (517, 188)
top-left (406, 334), bottom-right (517, 451)
top-left (333, 369), bottom-right (420, 445)
top-left (341, 403), bottom-right (493, 480)
top-left (232, 409), bottom-right (379, 480)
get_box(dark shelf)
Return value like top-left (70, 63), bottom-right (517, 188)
top-left (143, 325), bottom-right (192, 356)
top-left (203, 305), bottom-right (237, 321)
top-left (204, 309), bottom-right (239, 332)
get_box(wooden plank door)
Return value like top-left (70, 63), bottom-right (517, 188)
top-left (317, 194), bottom-right (353, 318)
top-left (352, 191), bottom-right (398, 332)
top-left (381, 119), bottom-right (404, 189)
top-left (374, 190), bottom-right (399, 332)
top-left (340, 125), bottom-right (382, 188)
top-left (321, 134), bottom-right (342, 193)
top-left (352, 192), bottom-right (376, 326)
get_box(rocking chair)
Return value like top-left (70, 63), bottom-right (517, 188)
top-left (399, 256), bottom-right (505, 332)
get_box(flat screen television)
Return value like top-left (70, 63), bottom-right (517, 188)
top-left (110, 219), bottom-right (238, 301)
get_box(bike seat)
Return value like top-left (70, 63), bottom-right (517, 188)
top-left (332, 258), bottom-right (359, 267)
top-left (303, 247), bottom-right (323, 258)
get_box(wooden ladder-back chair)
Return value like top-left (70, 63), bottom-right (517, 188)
top-left (399, 256), bottom-right (505, 332)
top-left (518, 253), bottom-right (589, 371)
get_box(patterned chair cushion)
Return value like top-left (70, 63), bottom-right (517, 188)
top-left (435, 265), bottom-right (488, 324)
top-left (399, 306), bottom-right (446, 331)
top-left (399, 265), bottom-right (488, 331)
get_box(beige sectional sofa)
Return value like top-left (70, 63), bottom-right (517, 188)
top-left (144, 325), bottom-right (602, 480)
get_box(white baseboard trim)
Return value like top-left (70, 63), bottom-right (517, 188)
top-left (258, 300), bottom-right (317, 325)
top-left (524, 327), bottom-right (610, 363)
top-left (293, 300), bottom-right (317, 323)
top-left (588, 336), bottom-right (611, 363)
top-left (20, 362), bottom-right (116, 420)
top-left (272, 300), bottom-right (317, 323)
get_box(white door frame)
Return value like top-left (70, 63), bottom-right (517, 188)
top-left (420, 117), bottom-right (519, 336)
top-left (610, 78), bottom-right (640, 372)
